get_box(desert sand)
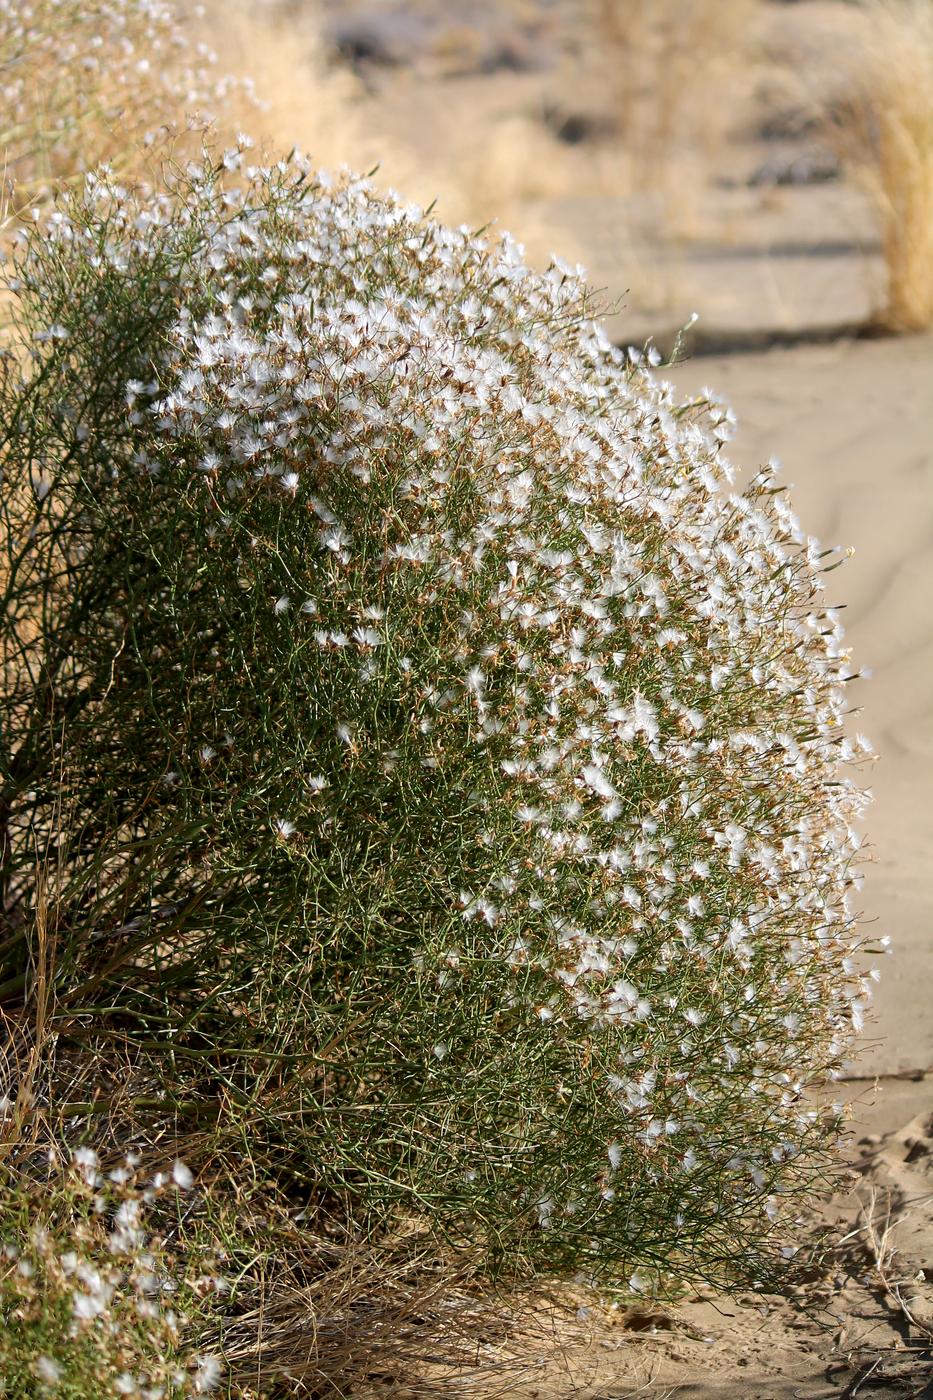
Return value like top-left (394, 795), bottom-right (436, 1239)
top-left (208, 2), bottom-right (933, 1391)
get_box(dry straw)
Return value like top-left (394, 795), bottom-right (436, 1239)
top-left (592, 0), bottom-right (755, 187)
top-left (832, 0), bottom-right (933, 331)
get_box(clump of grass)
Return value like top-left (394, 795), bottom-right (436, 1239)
top-left (203, 0), bottom-right (570, 265)
top-left (0, 142), bottom-right (875, 1296)
top-left (1, 1111), bottom-right (536, 1398)
top-left (592, 0), bottom-right (755, 188)
top-left (204, 1200), bottom-right (543, 1397)
top-left (831, 0), bottom-right (933, 332)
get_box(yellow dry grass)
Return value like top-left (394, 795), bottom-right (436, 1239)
top-left (835, 0), bottom-right (933, 332)
top-left (0, 0), bottom-right (247, 227)
top-left (592, 0), bottom-right (756, 189)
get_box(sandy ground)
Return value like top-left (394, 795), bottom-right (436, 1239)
top-left (207, 2), bottom-right (933, 1391)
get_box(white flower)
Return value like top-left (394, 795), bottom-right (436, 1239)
top-left (193, 1355), bottom-right (223, 1393)
top-left (582, 763), bottom-right (617, 801)
top-left (172, 1160), bottom-right (194, 1189)
top-left (73, 1290), bottom-right (105, 1320)
top-left (35, 1356), bottom-right (62, 1384)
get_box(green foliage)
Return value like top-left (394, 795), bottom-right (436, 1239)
top-left (0, 1148), bottom-right (220, 1398)
top-left (0, 151), bottom-right (873, 1291)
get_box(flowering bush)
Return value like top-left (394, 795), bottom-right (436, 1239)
top-left (0, 1146), bottom-right (222, 1398)
top-left (0, 0), bottom-right (251, 219)
top-left (0, 150), bottom-right (875, 1289)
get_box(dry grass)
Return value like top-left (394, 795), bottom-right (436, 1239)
top-left (0, 0), bottom-right (250, 228)
top-left (209, 1212), bottom-right (547, 1398)
top-left (202, 0), bottom-right (579, 264)
top-left (825, 1185), bottom-right (933, 1394)
top-left (0, 831), bottom-right (557, 1399)
top-left (456, 112), bottom-right (579, 255)
top-left (858, 1185), bottom-right (933, 1344)
top-left (592, 0), bottom-right (756, 190)
top-left (830, 0), bottom-right (933, 332)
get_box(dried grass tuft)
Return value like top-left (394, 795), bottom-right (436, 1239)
top-left (209, 1210), bottom-right (548, 1398)
top-left (831, 0), bottom-right (933, 332)
top-left (592, 0), bottom-right (755, 189)
top-left (3, 963), bottom-right (559, 1400)
top-left (206, 0), bottom-right (385, 175)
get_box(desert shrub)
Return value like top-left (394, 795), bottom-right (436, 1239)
top-left (0, 149), bottom-right (874, 1291)
top-left (0, 1143), bottom-right (222, 1398)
